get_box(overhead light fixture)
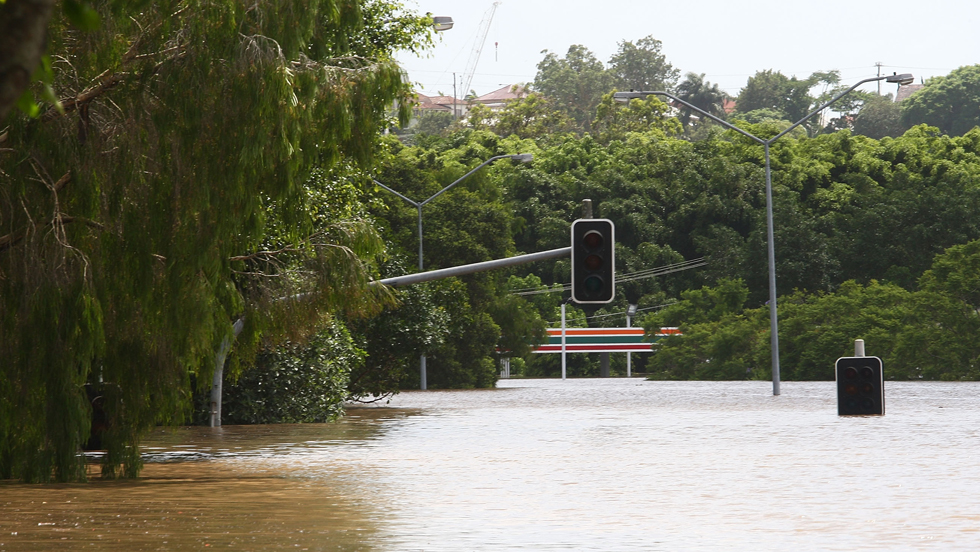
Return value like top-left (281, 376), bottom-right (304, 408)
top-left (885, 73), bottom-right (914, 85)
top-left (612, 91), bottom-right (647, 103)
top-left (432, 16), bottom-right (454, 31)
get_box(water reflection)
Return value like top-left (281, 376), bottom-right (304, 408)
top-left (2, 380), bottom-right (980, 551)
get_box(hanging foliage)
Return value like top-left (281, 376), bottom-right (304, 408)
top-left (0, 0), bottom-right (434, 481)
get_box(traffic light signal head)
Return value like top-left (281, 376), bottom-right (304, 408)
top-left (836, 356), bottom-right (885, 416)
top-left (571, 219), bottom-right (615, 304)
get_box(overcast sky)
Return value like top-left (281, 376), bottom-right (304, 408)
top-left (396, 0), bottom-right (979, 99)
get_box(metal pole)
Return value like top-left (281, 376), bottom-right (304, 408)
top-left (561, 301), bottom-right (567, 380)
top-left (626, 314), bottom-right (632, 378)
top-left (855, 339), bottom-right (866, 357)
top-left (418, 205), bottom-right (425, 388)
top-left (376, 247), bottom-right (571, 287)
top-left (417, 205), bottom-right (424, 271)
top-left (764, 143), bottom-right (780, 396)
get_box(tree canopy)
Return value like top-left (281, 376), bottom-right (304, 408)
top-left (607, 35), bottom-right (680, 93)
top-left (901, 64), bottom-right (980, 136)
top-left (0, 0), bottom-right (434, 481)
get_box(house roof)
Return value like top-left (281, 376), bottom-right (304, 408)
top-left (473, 84), bottom-right (527, 104)
top-left (895, 84), bottom-right (924, 102)
top-left (415, 93), bottom-right (462, 111)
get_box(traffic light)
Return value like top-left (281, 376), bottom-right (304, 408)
top-left (836, 356), bottom-right (885, 416)
top-left (571, 219), bottom-right (615, 304)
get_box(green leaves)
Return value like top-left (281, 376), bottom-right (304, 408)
top-left (901, 65), bottom-right (980, 136)
top-left (1, 0), bottom-right (437, 481)
top-left (62, 0), bottom-right (100, 30)
top-left (14, 54), bottom-right (62, 118)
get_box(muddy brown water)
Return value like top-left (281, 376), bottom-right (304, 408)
top-left (3, 379), bottom-right (980, 551)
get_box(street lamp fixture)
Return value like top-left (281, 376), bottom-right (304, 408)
top-left (431, 16), bottom-right (454, 31)
top-left (613, 73), bottom-right (913, 395)
top-left (886, 73), bottom-right (914, 85)
top-left (373, 153), bottom-right (533, 389)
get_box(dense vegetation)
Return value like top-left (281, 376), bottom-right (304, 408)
top-left (3, 0), bottom-right (980, 482)
top-left (1, 0), bottom-right (433, 481)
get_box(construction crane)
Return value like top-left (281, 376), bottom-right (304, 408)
top-left (459, 1), bottom-right (500, 101)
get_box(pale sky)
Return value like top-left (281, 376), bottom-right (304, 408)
top-left (396, 0), bottom-right (979, 99)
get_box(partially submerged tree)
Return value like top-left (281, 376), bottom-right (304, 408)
top-left (0, 0), bottom-right (434, 481)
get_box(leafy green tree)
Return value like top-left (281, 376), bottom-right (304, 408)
top-left (776, 281), bottom-right (913, 380)
top-left (734, 69), bottom-right (840, 132)
top-left (607, 35), bottom-right (680, 93)
top-left (412, 110), bottom-right (455, 136)
top-left (894, 239), bottom-right (980, 380)
top-left (901, 65), bottom-right (980, 136)
top-left (0, 0), bottom-right (434, 481)
top-left (644, 279), bottom-right (767, 380)
top-left (215, 320), bottom-right (364, 424)
top-left (853, 94), bottom-right (906, 139)
top-left (592, 92), bottom-right (680, 144)
top-left (533, 45), bottom-right (614, 133)
top-left (347, 276), bottom-right (451, 395)
top-left (490, 92), bottom-right (576, 140)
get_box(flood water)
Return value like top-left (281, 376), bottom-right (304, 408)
top-left (3, 378), bottom-right (980, 551)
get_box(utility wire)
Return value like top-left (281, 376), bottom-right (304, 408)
top-left (511, 258), bottom-right (707, 296)
top-left (544, 301), bottom-right (678, 327)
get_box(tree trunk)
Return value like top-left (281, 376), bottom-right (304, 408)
top-left (0, 0), bottom-right (57, 121)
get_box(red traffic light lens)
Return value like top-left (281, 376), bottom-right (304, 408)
top-left (583, 230), bottom-right (603, 250)
top-left (843, 367), bottom-right (858, 380)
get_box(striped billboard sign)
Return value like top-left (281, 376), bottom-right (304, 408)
top-left (533, 327), bottom-right (681, 353)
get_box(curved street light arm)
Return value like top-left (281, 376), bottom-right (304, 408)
top-left (422, 154), bottom-right (513, 206)
top-left (372, 179), bottom-right (421, 207)
top-left (771, 76), bottom-right (885, 142)
top-left (613, 91), bottom-right (764, 144)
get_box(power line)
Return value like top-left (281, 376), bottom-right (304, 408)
top-left (511, 258), bottom-right (707, 296)
top-left (544, 301), bottom-right (678, 327)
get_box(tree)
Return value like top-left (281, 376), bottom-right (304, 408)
top-left (675, 72), bottom-right (729, 130)
top-left (533, 45), bottom-right (614, 133)
top-left (853, 94), bottom-right (906, 139)
top-left (0, 0), bottom-right (434, 481)
top-left (734, 69), bottom-right (840, 131)
top-left (607, 35), bottom-right (680, 93)
top-left (901, 65), bottom-right (980, 136)
top-left (592, 92), bottom-right (680, 144)
top-left (490, 92), bottom-right (576, 140)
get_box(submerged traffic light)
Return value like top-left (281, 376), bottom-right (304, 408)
top-left (836, 356), bottom-right (885, 416)
top-left (571, 219), bottom-right (615, 304)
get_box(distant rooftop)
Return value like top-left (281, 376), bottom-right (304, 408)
top-left (895, 84), bottom-right (924, 102)
top-left (473, 84), bottom-right (528, 104)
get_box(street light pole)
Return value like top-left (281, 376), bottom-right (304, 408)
top-left (373, 153), bottom-right (533, 389)
top-left (613, 73), bottom-right (911, 396)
